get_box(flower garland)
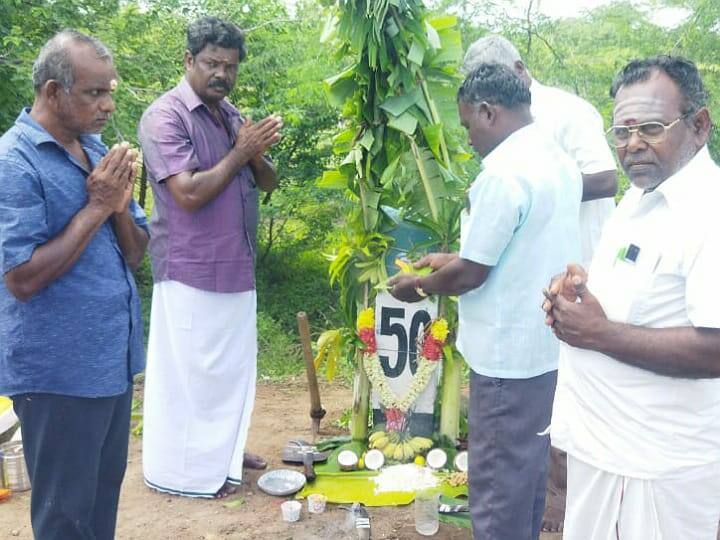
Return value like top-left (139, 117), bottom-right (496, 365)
top-left (358, 308), bottom-right (448, 416)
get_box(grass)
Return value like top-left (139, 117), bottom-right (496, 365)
top-left (254, 246), bottom-right (344, 380)
top-left (256, 311), bottom-right (305, 380)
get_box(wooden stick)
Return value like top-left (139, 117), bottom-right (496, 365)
top-left (297, 312), bottom-right (325, 440)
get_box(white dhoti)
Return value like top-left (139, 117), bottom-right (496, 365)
top-left (142, 280), bottom-right (257, 498)
top-left (564, 454), bottom-right (720, 540)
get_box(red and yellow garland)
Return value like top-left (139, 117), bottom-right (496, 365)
top-left (358, 307), bottom-right (448, 426)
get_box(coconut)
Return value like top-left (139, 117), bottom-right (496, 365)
top-left (454, 450), bottom-right (468, 473)
top-left (425, 448), bottom-right (448, 470)
top-left (364, 449), bottom-right (385, 471)
top-left (337, 449), bottom-right (359, 471)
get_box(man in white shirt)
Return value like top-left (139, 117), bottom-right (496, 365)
top-left (463, 35), bottom-right (617, 267)
top-left (390, 63), bottom-right (581, 540)
top-left (545, 55), bottom-right (720, 539)
top-left (463, 35), bottom-right (618, 532)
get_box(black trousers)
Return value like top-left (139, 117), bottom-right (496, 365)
top-left (12, 386), bottom-right (133, 540)
top-left (469, 370), bottom-right (557, 540)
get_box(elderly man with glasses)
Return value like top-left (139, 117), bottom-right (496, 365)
top-left (544, 55), bottom-right (720, 539)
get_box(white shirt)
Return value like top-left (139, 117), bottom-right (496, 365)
top-left (551, 146), bottom-right (720, 479)
top-left (530, 79), bottom-right (617, 266)
top-left (458, 124), bottom-right (582, 378)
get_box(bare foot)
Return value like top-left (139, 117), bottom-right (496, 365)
top-left (243, 452), bottom-right (268, 470)
top-left (541, 486), bottom-right (565, 532)
top-left (214, 481), bottom-right (238, 499)
top-left (542, 446), bottom-right (567, 532)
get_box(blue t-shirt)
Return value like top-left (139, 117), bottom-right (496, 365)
top-left (457, 123), bottom-right (582, 379)
top-left (0, 109), bottom-right (147, 397)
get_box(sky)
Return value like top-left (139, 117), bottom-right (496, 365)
top-left (519, 0), bottom-right (690, 27)
top-left (282, 0), bottom-right (691, 29)
top-left (522, 0), bottom-right (620, 18)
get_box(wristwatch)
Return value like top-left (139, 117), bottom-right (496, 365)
top-left (414, 276), bottom-right (428, 298)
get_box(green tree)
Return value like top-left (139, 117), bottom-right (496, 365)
top-left (319, 0), bottom-right (470, 441)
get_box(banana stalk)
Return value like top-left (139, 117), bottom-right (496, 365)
top-left (324, 0), bottom-right (466, 444)
top-left (350, 350), bottom-right (371, 441)
top-left (351, 284), bottom-right (371, 441)
top-left (409, 137), bottom-right (440, 222)
top-left (439, 344), bottom-right (461, 441)
top-left (438, 293), bottom-right (460, 441)
top-left (420, 78), bottom-right (451, 169)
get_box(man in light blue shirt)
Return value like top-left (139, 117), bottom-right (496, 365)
top-left (390, 63), bottom-right (581, 539)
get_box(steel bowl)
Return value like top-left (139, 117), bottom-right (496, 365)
top-left (257, 469), bottom-right (306, 497)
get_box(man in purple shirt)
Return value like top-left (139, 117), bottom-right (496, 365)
top-left (138, 16), bottom-right (282, 498)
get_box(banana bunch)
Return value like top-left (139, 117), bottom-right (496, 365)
top-left (313, 329), bottom-right (344, 381)
top-left (409, 436), bottom-right (433, 453)
top-left (394, 258), bottom-right (433, 277)
top-left (368, 431), bottom-right (433, 462)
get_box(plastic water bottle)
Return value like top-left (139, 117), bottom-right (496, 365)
top-left (414, 489), bottom-right (439, 536)
top-left (344, 502), bottom-right (361, 532)
top-left (343, 503), bottom-right (370, 539)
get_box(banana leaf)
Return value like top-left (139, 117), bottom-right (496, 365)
top-left (317, 169), bottom-right (349, 189)
top-left (297, 474), bottom-right (468, 507)
top-left (379, 88), bottom-right (422, 117)
top-left (324, 65), bottom-right (359, 108)
top-left (438, 495), bottom-right (471, 529)
top-left (387, 111), bottom-right (418, 135)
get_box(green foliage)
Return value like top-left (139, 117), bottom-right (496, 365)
top-left (134, 255), bottom-right (154, 345)
top-left (327, 231), bottom-right (392, 326)
top-left (320, 0), bottom-right (470, 331)
top-left (257, 248), bottom-right (342, 333)
top-left (0, 1), bottom-right (187, 139)
top-left (0, 0), bottom-right (115, 129)
top-left (0, 0), bottom-right (347, 383)
top-left (457, 0), bottom-right (720, 185)
top-left (131, 397), bottom-right (144, 436)
top-left (334, 407), bottom-right (353, 429)
top-left (320, 0), bottom-right (472, 441)
top-left (2, 0), bottom-right (718, 391)
top-left (256, 311), bottom-right (305, 380)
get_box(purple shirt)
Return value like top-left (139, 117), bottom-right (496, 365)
top-left (138, 77), bottom-right (258, 293)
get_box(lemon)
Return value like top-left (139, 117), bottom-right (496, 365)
top-left (414, 455), bottom-right (426, 466)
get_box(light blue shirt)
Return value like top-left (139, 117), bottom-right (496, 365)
top-left (457, 123), bottom-right (582, 379)
top-left (0, 109), bottom-right (147, 397)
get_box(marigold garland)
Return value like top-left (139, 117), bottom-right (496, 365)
top-left (357, 308), bottom-right (447, 414)
top-left (357, 307), bottom-right (375, 332)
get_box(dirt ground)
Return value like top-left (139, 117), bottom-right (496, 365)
top-left (0, 379), bottom-right (562, 539)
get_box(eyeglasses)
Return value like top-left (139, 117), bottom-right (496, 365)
top-left (605, 114), bottom-right (689, 148)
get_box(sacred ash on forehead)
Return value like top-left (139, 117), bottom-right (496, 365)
top-left (613, 96), bottom-right (665, 125)
top-left (613, 71), bottom-right (684, 125)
